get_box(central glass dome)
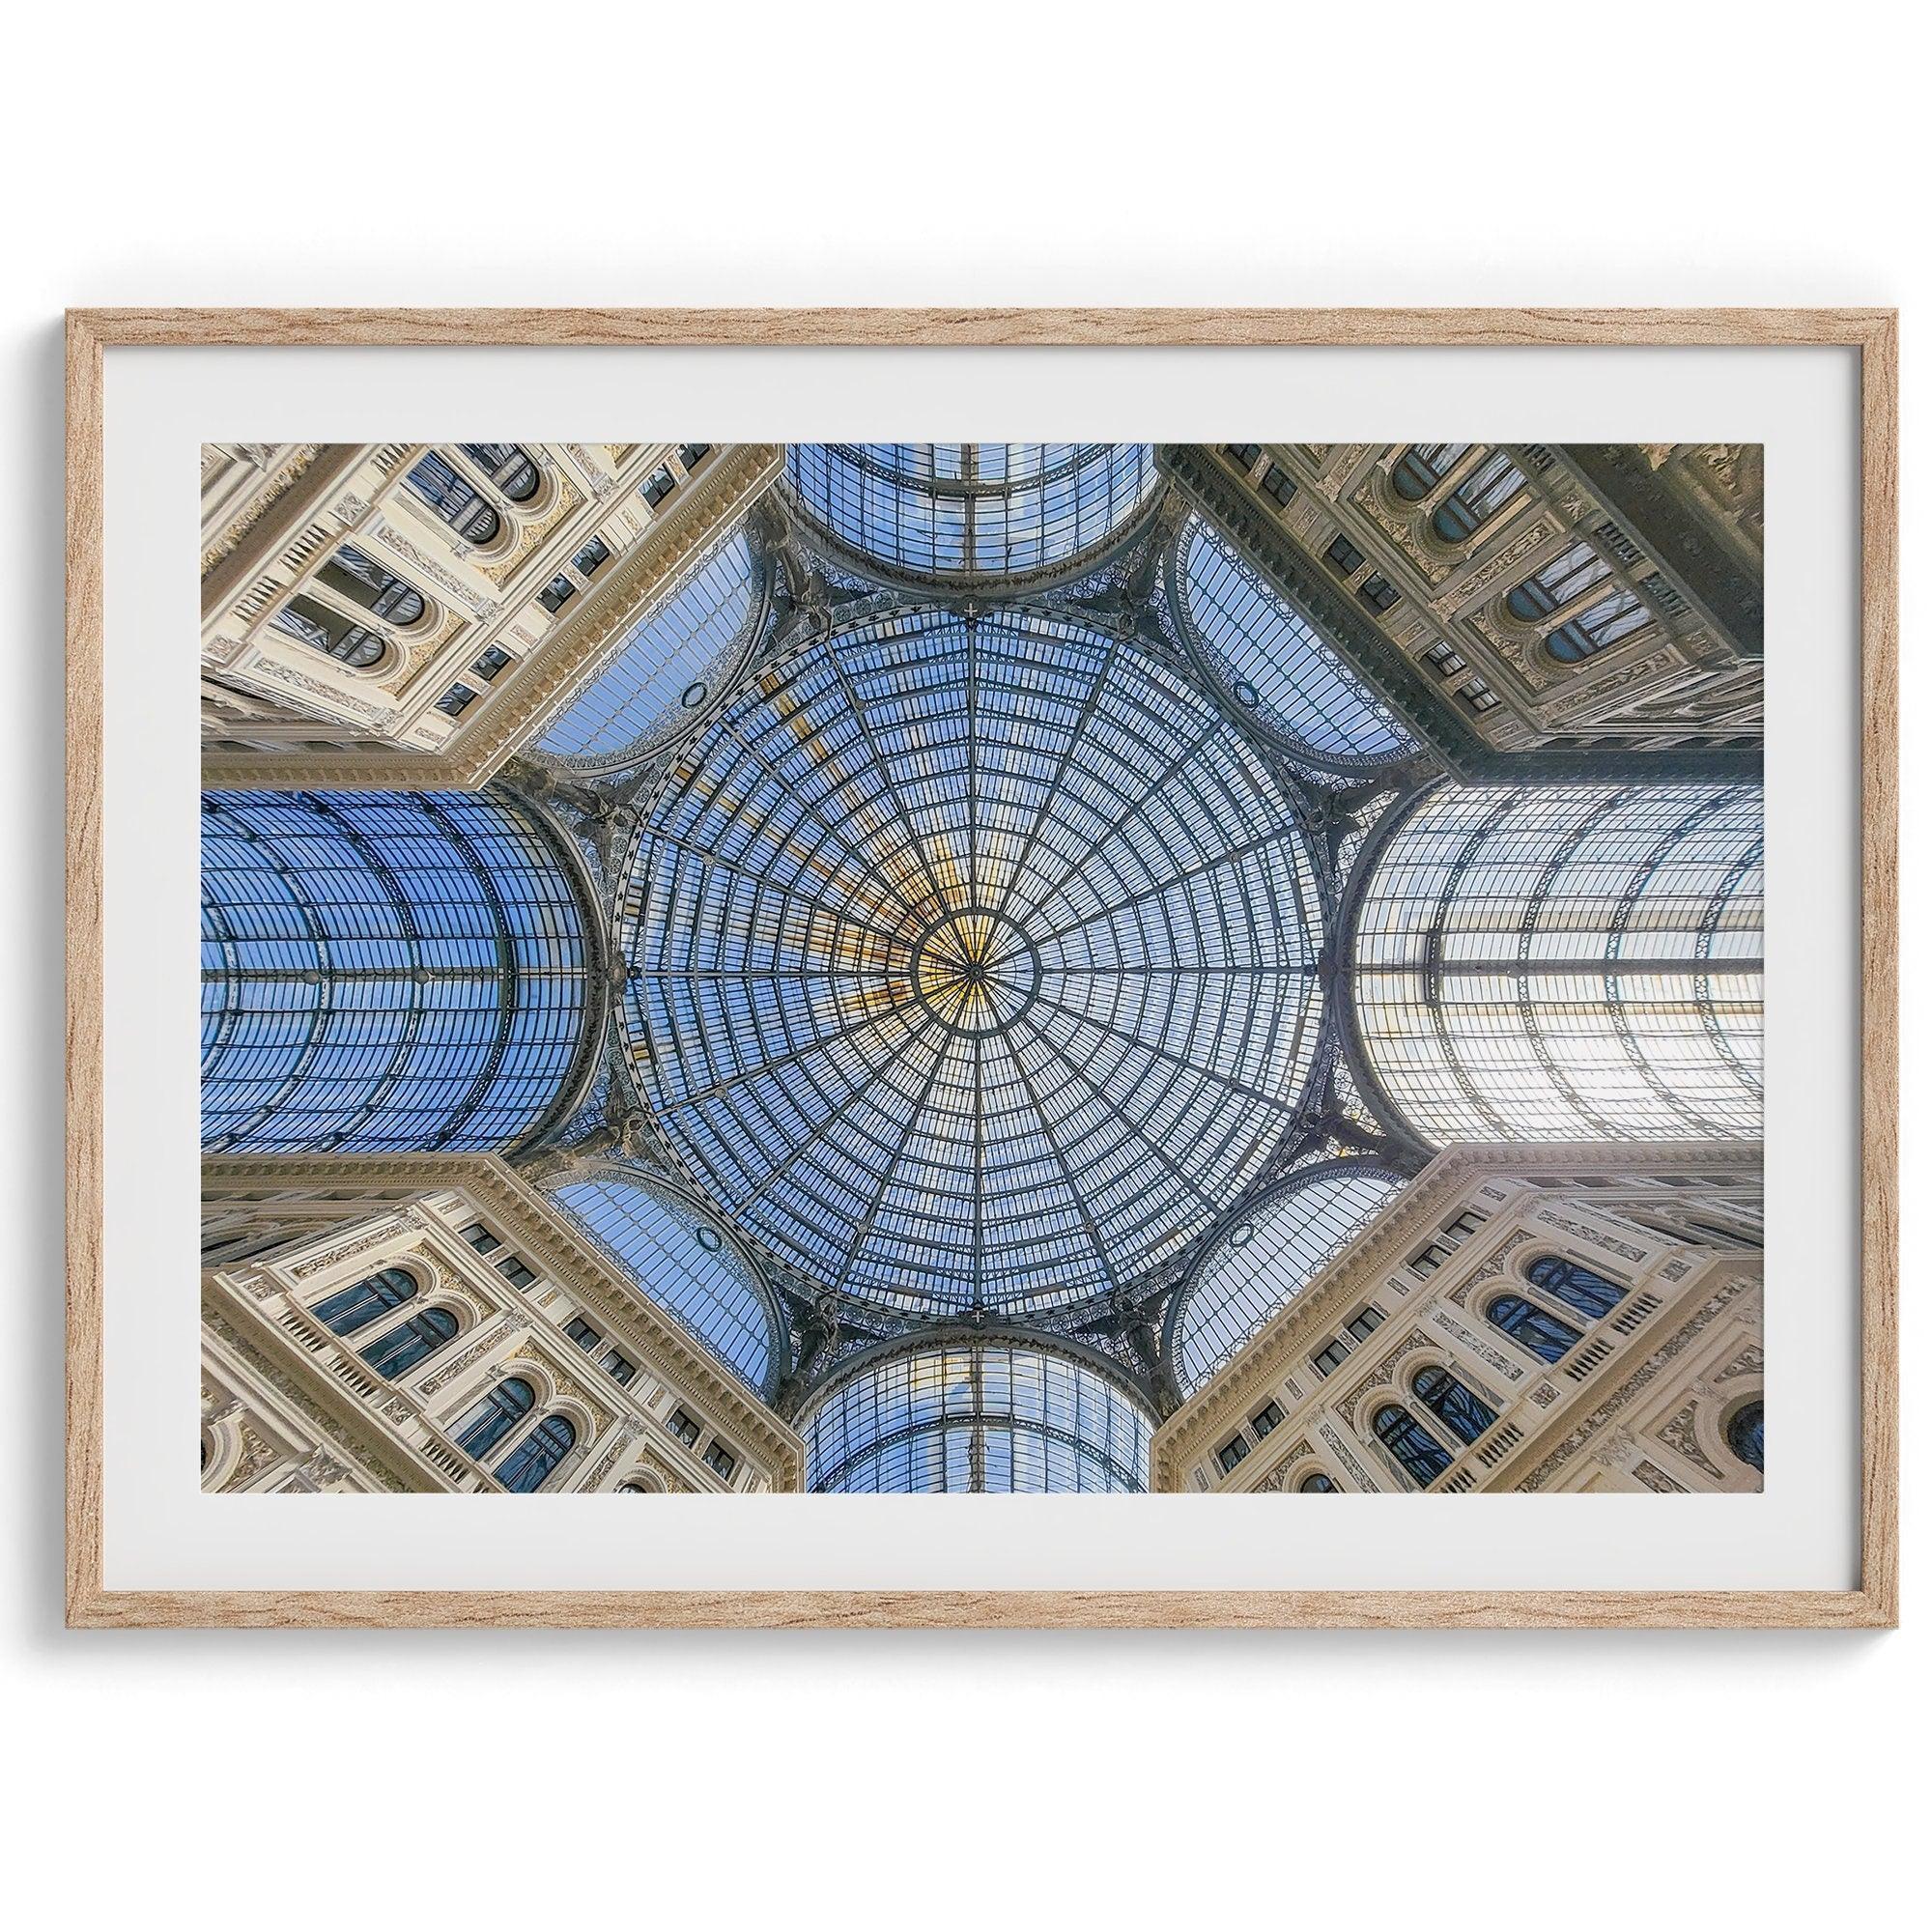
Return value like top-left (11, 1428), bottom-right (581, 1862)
top-left (615, 605), bottom-right (1326, 1318)
top-left (786, 442), bottom-right (1159, 584)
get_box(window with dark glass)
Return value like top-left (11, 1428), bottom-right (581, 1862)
top-left (1251, 1400), bottom-right (1285, 1437)
top-left (497, 1412), bottom-right (576, 1492)
top-left (1431, 450), bottom-right (1525, 543)
top-left (1486, 1293), bottom-right (1582, 1364)
top-left (497, 1256), bottom-right (537, 1290)
top-left (1410, 1243), bottom-right (1450, 1274)
top-left (317, 547), bottom-right (427, 626)
top-left (436, 684), bottom-right (477, 717)
top-left (453, 1378), bottom-right (534, 1460)
top-left (359, 1305), bottom-right (459, 1378)
top-left (1506, 541), bottom-right (1650, 662)
top-left (1346, 1305), bottom-right (1384, 1344)
top-left (270, 594), bottom-right (386, 668)
top-left (601, 1350), bottom-right (637, 1387)
top-left (313, 1266), bottom-right (417, 1337)
top-left (470, 645), bottom-right (513, 681)
top-left (460, 442), bottom-right (540, 501)
top-left (642, 468), bottom-right (676, 507)
top-left (1421, 639), bottom-right (1466, 677)
top-left (1526, 1255), bottom-right (1626, 1321)
top-left (1312, 1339), bottom-right (1350, 1377)
top-left (1298, 1472), bottom-right (1336, 1493)
top-left (703, 1440), bottom-right (736, 1480)
top-left (1216, 1434), bottom-right (1251, 1474)
top-left (572, 535), bottom-right (612, 577)
top-left (1391, 442), bottom-right (1467, 501)
top-left (1411, 1364), bottom-right (1497, 1445)
top-left (1725, 1400), bottom-right (1764, 1473)
top-left (537, 574), bottom-right (576, 614)
top-left (668, 1407), bottom-right (700, 1447)
top-left (1461, 680), bottom-right (1499, 713)
top-left (564, 1315), bottom-right (601, 1352)
top-left (461, 1223), bottom-right (500, 1254)
top-left (1445, 1209), bottom-right (1489, 1237)
top-left (678, 443), bottom-right (712, 469)
top-left (1260, 463), bottom-right (1296, 506)
top-left (1325, 533), bottom-right (1366, 575)
top-left (1357, 573), bottom-right (1400, 613)
top-left (1372, 1404), bottom-right (1453, 1487)
top-left (404, 451), bottom-right (501, 543)
top-left (1224, 443), bottom-right (1263, 470)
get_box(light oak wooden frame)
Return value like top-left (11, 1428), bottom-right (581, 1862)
top-left (65, 307), bottom-right (1899, 1631)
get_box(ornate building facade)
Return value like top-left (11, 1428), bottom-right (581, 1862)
top-left (197, 442), bottom-right (1766, 1496)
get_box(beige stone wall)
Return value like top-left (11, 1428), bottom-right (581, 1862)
top-left (1208, 442), bottom-right (1762, 751)
top-left (1154, 1146), bottom-right (1763, 1495)
top-left (200, 1163), bottom-right (804, 1494)
top-left (199, 440), bottom-right (780, 780)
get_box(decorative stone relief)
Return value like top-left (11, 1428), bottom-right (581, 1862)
top-left (1533, 1210), bottom-right (1647, 1264)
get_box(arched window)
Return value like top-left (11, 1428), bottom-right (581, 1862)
top-left (358, 1305), bottom-right (459, 1378)
top-left (1298, 1471), bottom-right (1337, 1493)
top-left (460, 442), bottom-right (540, 503)
top-left (497, 1413), bottom-right (577, 1493)
top-left (1411, 1364), bottom-right (1497, 1445)
top-left (1506, 540), bottom-right (1648, 662)
top-left (1486, 1293), bottom-right (1583, 1365)
top-left (1372, 1405), bottom-right (1454, 1488)
top-left (452, 1378), bottom-right (534, 1461)
top-left (1391, 442), bottom-right (1467, 500)
top-left (404, 451), bottom-right (501, 543)
top-left (1431, 449), bottom-right (1526, 543)
top-left (1526, 1255), bottom-right (1626, 1321)
top-left (317, 546), bottom-right (427, 626)
top-left (312, 1266), bottom-right (417, 1337)
top-left (270, 594), bottom-right (386, 668)
top-left (1726, 1401), bottom-right (1764, 1473)
top-left (617, 1479), bottom-right (658, 1494)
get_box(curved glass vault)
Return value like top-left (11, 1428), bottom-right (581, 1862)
top-left (786, 443), bottom-right (1159, 583)
top-left (1351, 783), bottom-right (1763, 1144)
top-left (201, 789), bottom-right (595, 1153)
top-left (1175, 515), bottom-right (1415, 767)
top-left (537, 529), bottom-right (759, 767)
top-left (547, 1174), bottom-right (781, 1393)
top-left (1170, 1161), bottom-right (1406, 1396)
top-left (615, 605), bottom-right (1327, 1319)
top-left (802, 1342), bottom-right (1155, 1492)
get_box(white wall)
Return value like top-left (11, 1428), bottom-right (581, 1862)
top-left (2, 3), bottom-right (1919, 1926)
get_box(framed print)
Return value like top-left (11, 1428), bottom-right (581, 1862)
top-left (65, 307), bottom-right (1898, 1629)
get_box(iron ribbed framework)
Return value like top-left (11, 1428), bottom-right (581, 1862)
top-left (786, 443), bottom-right (1158, 583)
top-left (201, 790), bottom-right (594, 1153)
top-left (1351, 783), bottom-right (1763, 1144)
top-left (615, 605), bottom-right (1326, 1320)
top-left (802, 1342), bottom-right (1155, 1492)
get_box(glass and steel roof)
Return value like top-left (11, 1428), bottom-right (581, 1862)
top-left (1351, 783), bottom-right (1763, 1144)
top-left (614, 602), bottom-right (1327, 1321)
top-left (1169, 1160), bottom-right (1405, 1395)
top-left (548, 1173), bottom-right (781, 1394)
top-left (1174, 514), bottom-right (1414, 767)
top-left (802, 1340), bottom-right (1155, 1492)
top-left (786, 443), bottom-right (1159, 584)
top-left (536, 529), bottom-right (760, 768)
top-left (201, 789), bottom-right (594, 1154)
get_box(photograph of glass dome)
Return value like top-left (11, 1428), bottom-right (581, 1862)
top-left (199, 440), bottom-right (1766, 1498)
